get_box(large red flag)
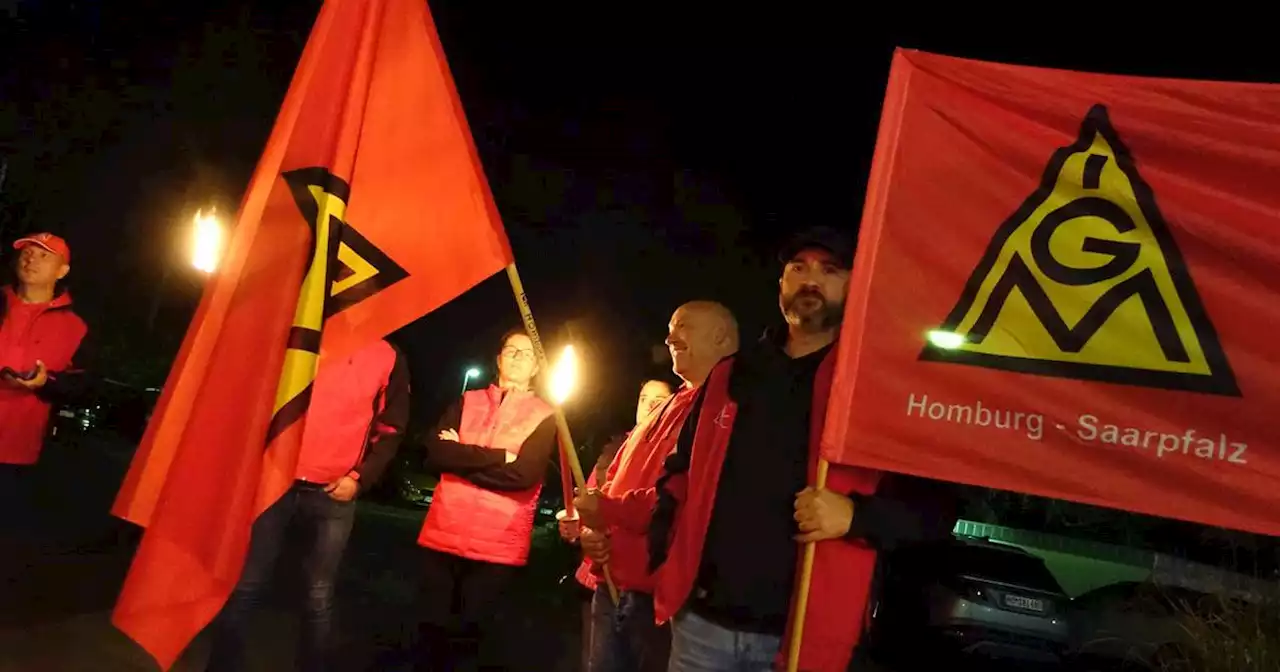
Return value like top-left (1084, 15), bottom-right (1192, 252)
top-left (110, 0), bottom-right (513, 667)
top-left (823, 49), bottom-right (1280, 537)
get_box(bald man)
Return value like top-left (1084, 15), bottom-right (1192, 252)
top-left (573, 301), bottom-right (738, 672)
top-left (584, 229), bottom-right (959, 671)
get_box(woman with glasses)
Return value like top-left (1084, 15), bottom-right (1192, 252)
top-left (414, 328), bottom-right (558, 671)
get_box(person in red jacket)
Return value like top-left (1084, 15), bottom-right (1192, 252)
top-left (577, 229), bottom-right (957, 672)
top-left (205, 338), bottom-right (409, 672)
top-left (573, 301), bottom-right (738, 672)
top-left (413, 328), bottom-right (560, 672)
top-left (562, 378), bottom-right (673, 672)
top-left (0, 233), bottom-right (87, 536)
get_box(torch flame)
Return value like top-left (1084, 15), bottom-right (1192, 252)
top-left (192, 209), bottom-right (225, 274)
top-left (549, 344), bottom-right (578, 405)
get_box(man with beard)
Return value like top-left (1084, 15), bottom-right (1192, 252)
top-left (576, 228), bottom-right (956, 671)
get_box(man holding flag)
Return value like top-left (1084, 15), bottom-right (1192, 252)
top-left (109, 1), bottom-right (522, 669)
top-left (204, 338), bottom-right (408, 672)
top-left (577, 228), bottom-right (957, 671)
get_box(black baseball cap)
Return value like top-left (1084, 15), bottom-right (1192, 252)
top-left (777, 226), bottom-right (854, 269)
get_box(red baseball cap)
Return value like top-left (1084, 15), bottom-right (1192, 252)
top-left (14, 233), bottom-right (71, 263)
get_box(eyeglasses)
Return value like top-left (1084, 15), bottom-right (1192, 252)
top-left (501, 347), bottom-right (536, 362)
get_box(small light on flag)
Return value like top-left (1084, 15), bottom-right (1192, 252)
top-left (926, 329), bottom-right (966, 350)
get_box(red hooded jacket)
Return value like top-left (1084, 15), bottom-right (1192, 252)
top-left (0, 287), bottom-right (87, 465)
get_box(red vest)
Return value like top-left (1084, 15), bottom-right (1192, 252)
top-left (652, 349), bottom-right (883, 672)
top-left (0, 288), bottom-right (87, 465)
top-left (418, 386), bottom-right (552, 565)
top-left (294, 340), bottom-right (397, 483)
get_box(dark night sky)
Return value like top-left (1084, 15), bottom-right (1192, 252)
top-left (0, 5), bottom-right (1270, 439)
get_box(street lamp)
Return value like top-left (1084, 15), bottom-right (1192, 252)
top-left (191, 208), bottom-right (225, 274)
top-left (461, 366), bottom-right (481, 396)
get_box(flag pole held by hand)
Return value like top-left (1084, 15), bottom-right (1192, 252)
top-left (786, 458), bottom-right (829, 672)
top-left (505, 262), bottom-right (621, 605)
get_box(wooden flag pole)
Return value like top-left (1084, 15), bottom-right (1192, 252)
top-left (786, 458), bottom-right (830, 672)
top-left (505, 263), bottom-right (620, 605)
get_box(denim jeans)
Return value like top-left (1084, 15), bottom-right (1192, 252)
top-left (206, 481), bottom-right (357, 672)
top-left (589, 587), bottom-right (671, 672)
top-left (667, 610), bottom-right (781, 672)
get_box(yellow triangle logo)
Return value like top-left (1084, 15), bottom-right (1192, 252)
top-left (324, 219), bottom-right (408, 318)
top-left (332, 241), bottom-right (379, 296)
top-left (920, 105), bottom-right (1238, 396)
top-left (267, 168), bottom-right (411, 444)
top-left (282, 168), bottom-right (409, 323)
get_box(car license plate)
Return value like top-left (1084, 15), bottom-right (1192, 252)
top-left (1004, 594), bottom-right (1045, 612)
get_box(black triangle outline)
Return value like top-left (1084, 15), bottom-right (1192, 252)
top-left (919, 105), bottom-right (1239, 397)
top-left (281, 167), bottom-right (410, 321)
top-left (327, 224), bottom-right (409, 318)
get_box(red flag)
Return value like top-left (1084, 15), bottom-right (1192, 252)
top-left (110, 0), bottom-right (513, 667)
top-left (823, 50), bottom-right (1280, 536)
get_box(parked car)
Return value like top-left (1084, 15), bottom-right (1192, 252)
top-left (868, 538), bottom-right (1070, 667)
top-left (397, 470), bottom-right (439, 508)
top-left (50, 381), bottom-right (157, 444)
top-left (394, 468), bottom-right (565, 527)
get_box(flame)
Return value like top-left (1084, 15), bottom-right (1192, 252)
top-left (192, 209), bottom-right (225, 274)
top-left (549, 344), bottom-right (578, 405)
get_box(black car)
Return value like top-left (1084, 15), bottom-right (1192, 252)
top-left (51, 381), bottom-right (157, 444)
top-left (395, 468), bottom-right (566, 527)
top-left (868, 538), bottom-right (1070, 668)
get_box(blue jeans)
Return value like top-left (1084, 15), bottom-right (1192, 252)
top-left (589, 587), bottom-right (671, 672)
top-left (667, 610), bottom-right (781, 672)
top-left (206, 482), bottom-right (357, 672)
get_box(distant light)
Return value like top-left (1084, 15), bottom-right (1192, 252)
top-left (460, 366), bottom-right (483, 396)
top-left (192, 209), bottom-right (226, 273)
top-left (549, 345), bottom-right (578, 405)
top-left (927, 330), bottom-right (967, 350)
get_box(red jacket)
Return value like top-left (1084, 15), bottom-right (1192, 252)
top-left (575, 385), bottom-right (699, 593)
top-left (603, 349), bottom-right (883, 672)
top-left (0, 287), bottom-right (87, 465)
top-left (419, 386), bottom-right (553, 565)
top-left (294, 339), bottom-right (409, 485)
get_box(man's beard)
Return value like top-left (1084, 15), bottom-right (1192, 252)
top-left (781, 289), bottom-right (844, 331)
